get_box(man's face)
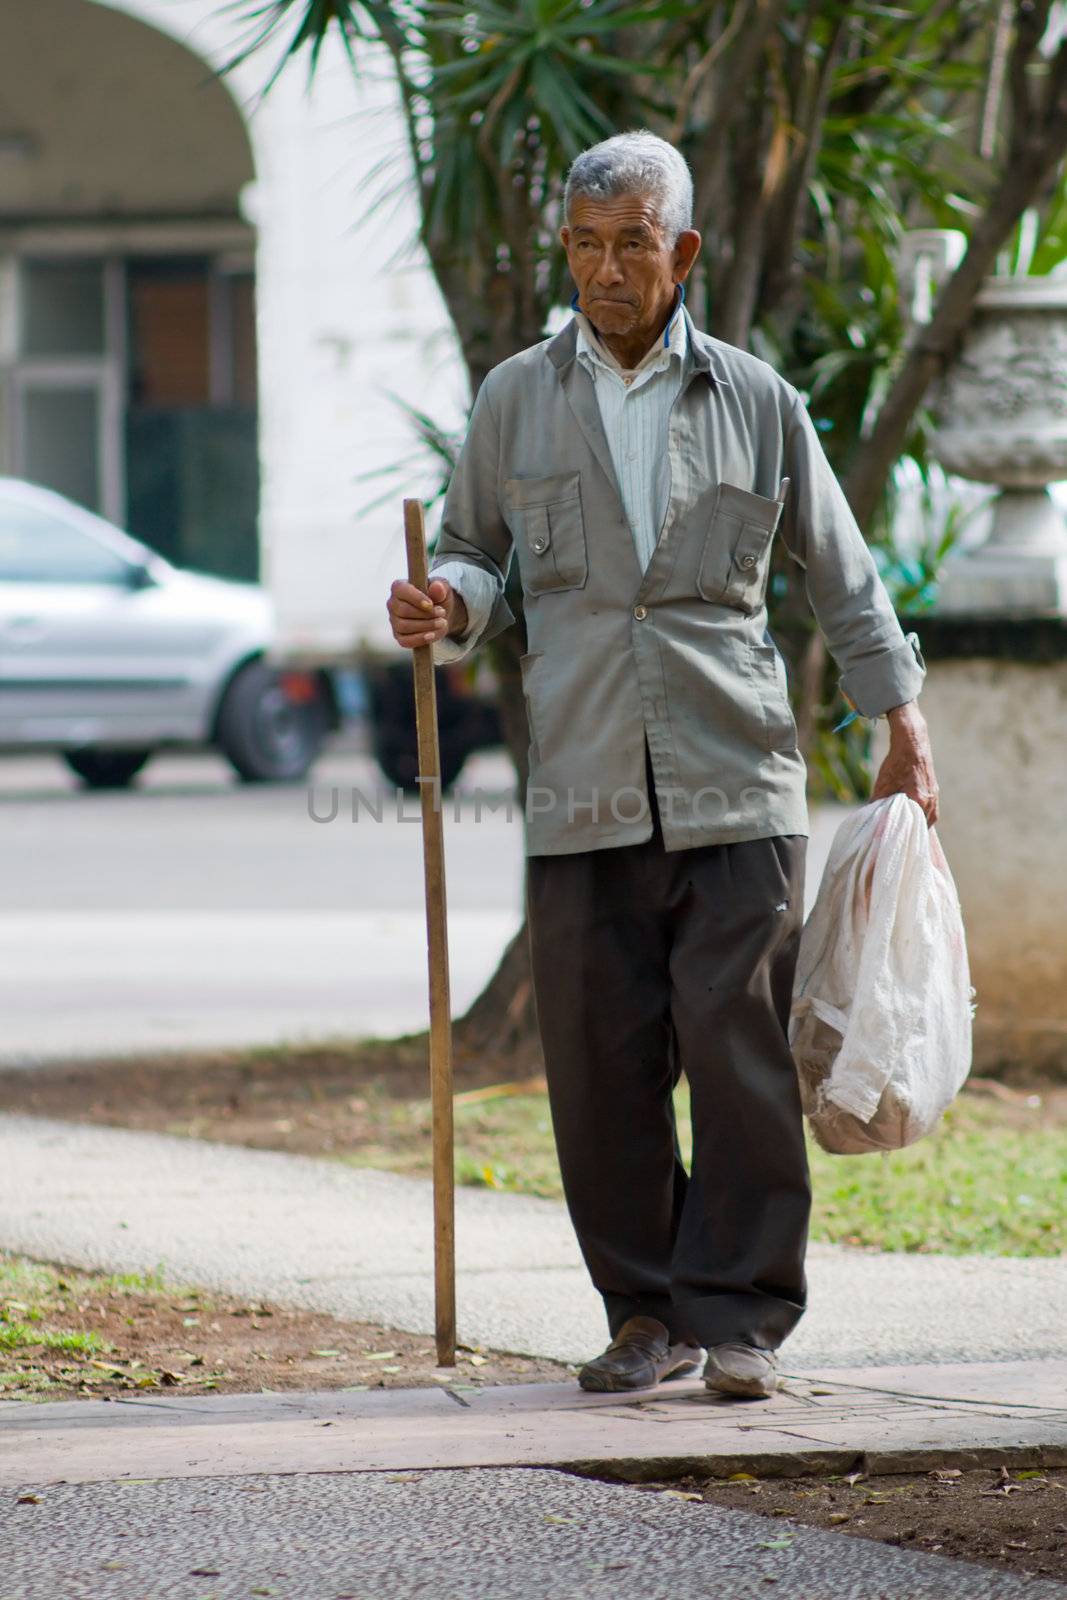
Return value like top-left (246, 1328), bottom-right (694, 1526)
top-left (560, 193), bottom-right (699, 340)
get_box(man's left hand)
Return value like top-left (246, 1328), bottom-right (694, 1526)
top-left (870, 701), bottom-right (940, 826)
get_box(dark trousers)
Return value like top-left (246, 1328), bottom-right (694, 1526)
top-left (525, 743), bottom-right (811, 1351)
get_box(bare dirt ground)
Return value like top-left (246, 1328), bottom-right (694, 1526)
top-left (0, 1258), bottom-right (571, 1405)
top-left (632, 1466), bottom-right (1067, 1586)
top-left (0, 1039), bottom-right (478, 1159)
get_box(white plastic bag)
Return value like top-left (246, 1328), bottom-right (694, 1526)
top-left (789, 793), bottom-right (974, 1154)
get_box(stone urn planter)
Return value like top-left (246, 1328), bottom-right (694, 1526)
top-left (888, 249), bottom-right (1067, 1078)
top-left (928, 273), bottom-right (1067, 614)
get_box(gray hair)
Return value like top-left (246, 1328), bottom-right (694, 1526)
top-left (563, 131), bottom-right (694, 243)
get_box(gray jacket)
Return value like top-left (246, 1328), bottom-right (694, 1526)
top-left (429, 308), bottom-right (925, 856)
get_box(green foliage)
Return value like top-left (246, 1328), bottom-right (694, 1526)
top-left (225, 0), bottom-right (1067, 793)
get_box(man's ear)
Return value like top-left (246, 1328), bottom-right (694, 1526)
top-left (559, 226), bottom-right (571, 252)
top-left (673, 229), bottom-right (702, 283)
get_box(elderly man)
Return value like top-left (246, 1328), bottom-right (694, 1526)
top-left (388, 131), bottom-right (938, 1400)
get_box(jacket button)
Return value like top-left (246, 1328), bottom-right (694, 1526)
top-left (633, 604), bottom-right (648, 620)
top-left (532, 537), bottom-right (547, 554)
top-left (739, 553), bottom-right (757, 569)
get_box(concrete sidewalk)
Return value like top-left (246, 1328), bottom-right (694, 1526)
top-left (5, 1354), bottom-right (1066, 1600)
top-left (1, 1115), bottom-right (1065, 1368)
top-left (3, 1359), bottom-right (1066, 1489)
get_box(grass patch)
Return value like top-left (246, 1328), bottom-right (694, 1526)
top-left (808, 1091), bottom-right (1065, 1255)
top-left (0, 1320), bottom-right (104, 1355)
top-left (340, 1083), bottom-right (1065, 1256)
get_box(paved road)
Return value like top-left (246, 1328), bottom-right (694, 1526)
top-left (3, 1466), bottom-right (1061, 1600)
top-left (3, 1117), bottom-right (1065, 1369)
top-left (0, 744), bottom-right (524, 1062)
top-left (0, 745), bottom-right (851, 1064)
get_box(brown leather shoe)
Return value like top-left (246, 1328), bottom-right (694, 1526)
top-left (703, 1341), bottom-right (778, 1399)
top-left (578, 1316), bottom-right (704, 1393)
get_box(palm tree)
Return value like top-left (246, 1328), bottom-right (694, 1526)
top-left (226, 0), bottom-right (1067, 1069)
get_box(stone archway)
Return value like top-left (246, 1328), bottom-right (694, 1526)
top-left (0, 0), bottom-right (261, 576)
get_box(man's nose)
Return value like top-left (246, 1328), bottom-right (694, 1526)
top-left (592, 249), bottom-right (625, 286)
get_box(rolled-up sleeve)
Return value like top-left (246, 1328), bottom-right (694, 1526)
top-left (429, 559), bottom-right (502, 664)
top-left (428, 376), bottom-right (516, 664)
top-left (778, 388), bottom-right (927, 717)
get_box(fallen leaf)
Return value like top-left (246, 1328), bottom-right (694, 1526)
top-left (381, 1366), bottom-right (401, 1375)
top-left (728, 1472), bottom-right (758, 1483)
top-left (364, 1352), bottom-right (397, 1362)
top-left (757, 1537), bottom-right (795, 1549)
top-left (844, 1472), bottom-right (865, 1488)
top-left (189, 1569), bottom-right (221, 1577)
top-left (310, 1350), bottom-right (341, 1359)
top-left (827, 1513), bottom-right (850, 1525)
top-left (16, 1494), bottom-right (41, 1505)
top-left (543, 1514), bottom-right (578, 1525)
top-left (659, 1490), bottom-right (703, 1502)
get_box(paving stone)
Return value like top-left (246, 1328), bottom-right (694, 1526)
top-left (3, 1366), bottom-right (1065, 1489)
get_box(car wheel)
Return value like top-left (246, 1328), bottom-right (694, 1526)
top-left (216, 660), bottom-right (328, 783)
top-left (63, 748), bottom-right (153, 789)
top-left (375, 734), bottom-right (468, 795)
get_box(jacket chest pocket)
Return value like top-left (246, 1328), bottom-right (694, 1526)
top-left (697, 480), bottom-right (788, 613)
top-left (504, 472), bottom-right (588, 595)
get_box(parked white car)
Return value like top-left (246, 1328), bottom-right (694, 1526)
top-left (0, 478), bottom-right (333, 787)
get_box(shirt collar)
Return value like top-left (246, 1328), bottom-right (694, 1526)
top-left (574, 291), bottom-right (688, 386)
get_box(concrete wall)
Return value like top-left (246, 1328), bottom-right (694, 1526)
top-left (875, 657), bottom-right (1067, 1079)
top-left (82, 0), bottom-right (466, 656)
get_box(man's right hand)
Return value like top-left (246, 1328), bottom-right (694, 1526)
top-left (387, 577), bottom-right (468, 649)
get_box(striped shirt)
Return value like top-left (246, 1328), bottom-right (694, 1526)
top-left (432, 302), bottom-right (686, 661)
top-left (572, 300), bottom-right (687, 573)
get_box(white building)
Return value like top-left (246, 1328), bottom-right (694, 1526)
top-left (0, 0), bottom-right (465, 653)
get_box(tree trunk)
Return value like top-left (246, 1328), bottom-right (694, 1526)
top-left (452, 920), bottom-right (541, 1077)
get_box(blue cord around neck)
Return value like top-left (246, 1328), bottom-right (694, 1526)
top-left (571, 282), bottom-right (685, 346)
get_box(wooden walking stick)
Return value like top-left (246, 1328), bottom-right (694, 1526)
top-left (403, 497), bottom-right (457, 1367)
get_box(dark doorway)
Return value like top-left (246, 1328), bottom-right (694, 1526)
top-left (125, 256), bottom-right (259, 581)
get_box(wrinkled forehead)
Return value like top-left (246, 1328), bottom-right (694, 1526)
top-left (565, 192), bottom-right (667, 240)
